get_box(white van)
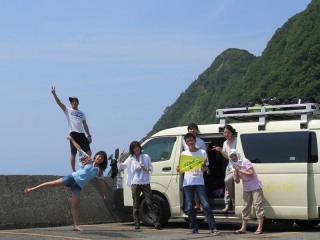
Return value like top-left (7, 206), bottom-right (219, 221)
top-left (117, 103), bottom-right (320, 230)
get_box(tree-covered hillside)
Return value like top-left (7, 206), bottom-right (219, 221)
top-left (146, 0), bottom-right (320, 139)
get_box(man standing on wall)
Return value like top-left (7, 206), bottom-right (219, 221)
top-left (51, 86), bottom-right (92, 172)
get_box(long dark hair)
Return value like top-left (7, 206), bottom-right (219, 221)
top-left (129, 141), bottom-right (141, 156)
top-left (224, 124), bottom-right (236, 135)
top-left (94, 151), bottom-right (108, 171)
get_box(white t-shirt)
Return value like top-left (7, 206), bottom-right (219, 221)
top-left (64, 107), bottom-right (86, 133)
top-left (183, 137), bottom-right (206, 151)
top-left (222, 137), bottom-right (237, 172)
top-left (181, 149), bottom-right (208, 187)
top-left (118, 154), bottom-right (153, 187)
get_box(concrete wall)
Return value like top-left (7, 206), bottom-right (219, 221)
top-left (0, 175), bottom-right (132, 230)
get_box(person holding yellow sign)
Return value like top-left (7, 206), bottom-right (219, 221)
top-left (176, 133), bottom-right (220, 236)
top-left (182, 123), bottom-right (208, 211)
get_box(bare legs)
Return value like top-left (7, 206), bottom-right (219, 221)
top-left (256, 217), bottom-right (264, 233)
top-left (72, 194), bottom-right (82, 231)
top-left (238, 219), bottom-right (248, 232)
top-left (24, 179), bottom-right (83, 231)
top-left (24, 178), bottom-right (64, 193)
top-left (70, 154), bottom-right (76, 172)
top-left (236, 217), bottom-right (264, 234)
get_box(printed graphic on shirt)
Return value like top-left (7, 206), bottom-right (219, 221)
top-left (71, 111), bottom-right (84, 119)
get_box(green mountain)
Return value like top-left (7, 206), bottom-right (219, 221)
top-left (147, 0), bottom-right (320, 138)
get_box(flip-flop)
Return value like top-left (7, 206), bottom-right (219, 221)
top-left (73, 225), bottom-right (83, 231)
top-left (254, 230), bottom-right (263, 235)
top-left (234, 230), bottom-right (246, 234)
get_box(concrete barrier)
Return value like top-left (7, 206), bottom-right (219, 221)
top-left (0, 175), bottom-right (132, 230)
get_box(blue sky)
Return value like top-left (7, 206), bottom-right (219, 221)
top-left (1, 0), bottom-right (311, 175)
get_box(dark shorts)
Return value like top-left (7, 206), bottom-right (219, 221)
top-left (69, 131), bottom-right (91, 155)
top-left (62, 175), bottom-right (82, 196)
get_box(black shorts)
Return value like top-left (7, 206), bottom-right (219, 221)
top-left (69, 132), bottom-right (91, 155)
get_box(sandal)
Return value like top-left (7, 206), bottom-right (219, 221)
top-left (73, 225), bottom-right (83, 231)
top-left (234, 229), bottom-right (246, 234)
top-left (254, 230), bottom-right (263, 235)
top-left (211, 230), bottom-right (221, 236)
top-left (221, 206), bottom-right (229, 212)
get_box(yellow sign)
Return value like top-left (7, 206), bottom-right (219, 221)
top-left (178, 154), bottom-right (205, 172)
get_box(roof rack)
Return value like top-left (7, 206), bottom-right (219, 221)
top-left (216, 103), bottom-right (320, 131)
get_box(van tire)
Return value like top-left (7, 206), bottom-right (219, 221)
top-left (264, 219), bottom-right (294, 231)
top-left (295, 220), bottom-right (320, 229)
top-left (139, 194), bottom-right (170, 226)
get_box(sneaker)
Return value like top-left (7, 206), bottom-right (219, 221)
top-left (154, 223), bottom-right (162, 230)
top-left (134, 223), bottom-right (140, 229)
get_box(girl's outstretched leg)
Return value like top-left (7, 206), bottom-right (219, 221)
top-left (71, 194), bottom-right (82, 231)
top-left (24, 178), bottom-right (64, 193)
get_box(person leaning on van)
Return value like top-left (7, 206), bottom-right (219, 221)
top-left (117, 141), bottom-right (161, 230)
top-left (212, 124), bottom-right (237, 212)
top-left (230, 149), bottom-right (265, 235)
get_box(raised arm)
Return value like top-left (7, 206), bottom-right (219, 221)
top-left (119, 150), bottom-right (126, 162)
top-left (67, 135), bottom-right (82, 152)
top-left (212, 146), bottom-right (228, 159)
top-left (51, 86), bottom-right (66, 112)
top-left (117, 150), bottom-right (128, 171)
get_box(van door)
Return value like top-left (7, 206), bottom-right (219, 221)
top-left (239, 131), bottom-right (314, 220)
top-left (142, 136), bottom-right (178, 192)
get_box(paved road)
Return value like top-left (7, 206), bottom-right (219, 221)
top-left (0, 219), bottom-right (319, 240)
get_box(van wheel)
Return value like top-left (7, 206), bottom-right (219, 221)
top-left (139, 194), bottom-right (170, 226)
top-left (264, 219), bottom-right (294, 231)
top-left (295, 220), bottom-right (320, 229)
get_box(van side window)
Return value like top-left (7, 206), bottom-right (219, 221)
top-left (241, 132), bottom-right (318, 163)
top-left (310, 132), bottom-right (318, 163)
top-left (142, 137), bottom-right (177, 162)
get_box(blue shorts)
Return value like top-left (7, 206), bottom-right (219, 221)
top-left (62, 175), bottom-right (82, 196)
